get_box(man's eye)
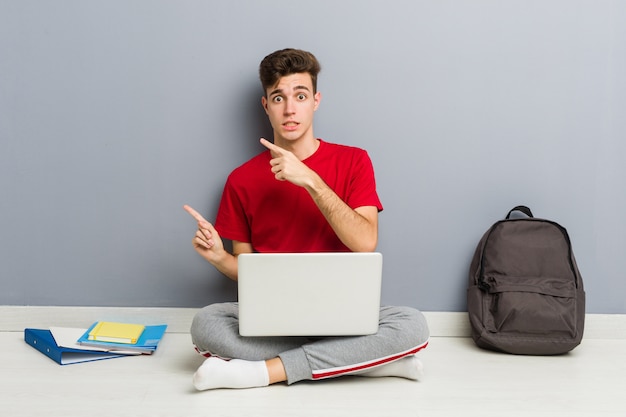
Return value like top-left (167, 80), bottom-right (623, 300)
top-left (273, 96), bottom-right (283, 103)
top-left (297, 94), bottom-right (306, 100)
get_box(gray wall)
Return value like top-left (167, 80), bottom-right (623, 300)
top-left (1, 1), bottom-right (624, 313)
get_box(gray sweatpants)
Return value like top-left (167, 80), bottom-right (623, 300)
top-left (190, 302), bottom-right (430, 384)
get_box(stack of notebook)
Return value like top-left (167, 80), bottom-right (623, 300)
top-left (24, 321), bottom-right (167, 365)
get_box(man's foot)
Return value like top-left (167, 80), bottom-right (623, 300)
top-left (193, 357), bottom-right (270, 390)
top-left (358, 355), bottom-right (424, 380)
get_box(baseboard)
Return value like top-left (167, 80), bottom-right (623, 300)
top-left (0, 306), bottom-right (197, 333)
top-left (1, 306), bottom-right (624, 339)
top-left (422, 312), bottom-right (626, 339)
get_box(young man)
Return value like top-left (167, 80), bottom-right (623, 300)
top-left (184, 48), bottom-right (429, 390)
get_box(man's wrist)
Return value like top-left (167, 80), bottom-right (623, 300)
top-left (304, 171), bottom-right (327, 195)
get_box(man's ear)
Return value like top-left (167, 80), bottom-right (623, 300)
top-left (261, 96), bottom-right (269, 113)
top-left (314, 91), bottom-right (321, 111)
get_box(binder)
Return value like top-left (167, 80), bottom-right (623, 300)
top-left (24, 328), bottom-right (127, 365)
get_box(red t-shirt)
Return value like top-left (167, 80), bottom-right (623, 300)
top-left (215, 139), bottom-right (383, 253)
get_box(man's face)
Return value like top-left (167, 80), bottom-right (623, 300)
top-left (262, 72), bottom-right (321, 145)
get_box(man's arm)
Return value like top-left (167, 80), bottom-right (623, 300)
top-left (306, 178), bottom-right (379, 252)
top-left (260, 139), bottom-right (378, 252)
top-left (183, 205), bottom-right (253, 281)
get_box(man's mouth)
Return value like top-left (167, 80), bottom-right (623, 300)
top-left (283, 121), bottom-right (299, 131)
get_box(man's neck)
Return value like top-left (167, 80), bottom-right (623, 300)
top-left (273, 136), bottom-right (320, 161)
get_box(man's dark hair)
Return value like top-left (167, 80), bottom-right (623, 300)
top-left (259, 48), bottom-right (321, 95)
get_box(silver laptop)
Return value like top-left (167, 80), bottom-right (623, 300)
top-left (237, 252), bottom-right (383, 337)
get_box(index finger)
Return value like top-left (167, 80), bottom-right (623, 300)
top-left (183, 204), bottom-right (208, 223)
top-left (260, 138), bottom-right (284, 154)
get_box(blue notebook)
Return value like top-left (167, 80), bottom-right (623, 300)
top-left (24, 328), bottom-right (127, 365)
top-left (77, 323), bottom-right (167, 354)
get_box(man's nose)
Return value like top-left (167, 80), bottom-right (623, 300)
top-left (283, 99), bottom-right (295, 114)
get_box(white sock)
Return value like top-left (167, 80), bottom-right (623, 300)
top-left (358, 356), bottom-right (424, 380)
top-left (193, 357), bottom-right (270, 390)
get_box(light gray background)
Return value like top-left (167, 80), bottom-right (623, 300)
top-left (1, 1), bottom-right (624, 313)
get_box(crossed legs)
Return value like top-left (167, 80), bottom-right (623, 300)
top-left (190, 303), bottom-right (429, 390)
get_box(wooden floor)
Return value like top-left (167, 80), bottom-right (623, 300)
top-left (1, 307), bottom-right (625, 417)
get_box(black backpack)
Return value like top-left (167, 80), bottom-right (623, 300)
top-left (467, 206), bottom-right (585, 355)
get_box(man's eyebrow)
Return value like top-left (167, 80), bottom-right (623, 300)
top-left (269, 85), bottom-right (311, 96)
top-left (269, 88), bottom-right (283, 97)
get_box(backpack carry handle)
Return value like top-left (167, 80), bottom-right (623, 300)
top-left (506, 205), bottom-right (534, 219)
